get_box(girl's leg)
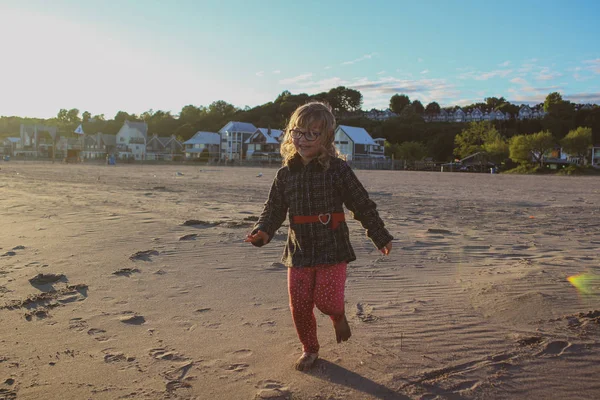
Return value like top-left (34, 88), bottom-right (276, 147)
top-left (313, 262), bottom-right (351, 343)
top-left (288, 267), bottom-right (319, 355)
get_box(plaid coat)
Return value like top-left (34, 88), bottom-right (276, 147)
top-left (253, 155), bottom-right (393, 268)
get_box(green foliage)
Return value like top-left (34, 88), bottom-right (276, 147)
top-left (560, 126), bottom-right (592, 159)
top-left (412, 100), bottom-right (424, 115)
top-left (425, 101), bottom-right (441, 116)
top-left (544, 92), bottom-right (563, 113)
top-left (389, 94), bottom-right (410, 114)
top-left (397, 141), bottom-right (428, 161)
top-left (454, 121), bottom-right (500, 159)
top-left (509, 130), bottom-right (555, 166)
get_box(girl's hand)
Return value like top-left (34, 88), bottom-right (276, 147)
top-left (380, 241), bottom-right (392, 255)
top-left (244, 230), bottom-right (270, 247)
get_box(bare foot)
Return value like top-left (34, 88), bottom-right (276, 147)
top-left (294, 352), bottom-right (318, 371)
top-left (334, 315), bottom-right (351, 343)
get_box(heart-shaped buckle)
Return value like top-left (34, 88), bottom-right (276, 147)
top-left (318, 213), bottom-right (331, 225)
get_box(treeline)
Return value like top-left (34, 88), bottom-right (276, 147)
top-left (1, 88), bottom-right (599, 162)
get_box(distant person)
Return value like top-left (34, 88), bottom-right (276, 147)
top-left (245, 102), bottom-right (393, 371)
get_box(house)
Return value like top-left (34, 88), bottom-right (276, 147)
top-left (81, 133), bottom-right (116, 159)
top-left (146, 134), bottom-right (183, 161)
top-left (219, 121), bottom-right (258, 161)
top-left (365, 108), bottom-right (397, 121)
top-left (245, 128), bottom-right (283, 160)
top-left (334, 125), bottom-right (384, 161)
top-left (471, 108), bottom-right (483, 121)
top-left (116, 120), bottom-right (148, 160)
top-left (453, 108), bottom-right (466, 122)
top-left (2, 137), bottom-right (20, 156)
top-left (18, 124), bottom-right (58, 156)
top-left (591, 146), bottom-right (600, 167)
top-left (183, 131), bottom-right (221, 160)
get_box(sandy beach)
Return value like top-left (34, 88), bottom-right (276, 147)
top-left (1, 162), bottom-right (599, 400)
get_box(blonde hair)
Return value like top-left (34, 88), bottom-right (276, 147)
top-left (280, 101), bottom-right (339, 169)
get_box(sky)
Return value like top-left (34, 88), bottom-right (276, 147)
top-left (1, 0), bottom-right (600, 119)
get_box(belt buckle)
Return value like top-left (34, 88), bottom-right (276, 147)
top-left (318, 213), bottom-right (331, 225)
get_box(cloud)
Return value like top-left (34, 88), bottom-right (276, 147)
top-left (459, 69), bottom-right (513, 80)
top-left (499, 61), bottom-right (511, 67)
top-left (583, 58), bottom-right (600, 74)
top-left (535, 67), bottom-right (562, 81)
top-left (511, 77), bottom-right (528, 85)
top-left (341, 53), bottom-right (377, 65)
top-left (564, 92), bottom-right (600, 104)
top-left (420, 69), bottom-right (429, 75)
top-left (324, 66), bottom-right (332, 70)
top-left (272, 70), bottom-right (281, 74)
top-left (377, 70), bottom-right (386, 75)
top-left (280, 74), bottom-right (460, 108)
top-left (279, 73), bottom-right (313, 85)
top-left (255, 71), bottom-right (264, 77)
top-left (418, 58), bottom-right (423, 63)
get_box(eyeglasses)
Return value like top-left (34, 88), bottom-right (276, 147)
top-left (289, 128), bottom-right (321, 141)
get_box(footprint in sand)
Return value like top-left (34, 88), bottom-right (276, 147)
top-left (129, 250), bottom-right (159, 262)
top-left (536, 340), bottom-right (571, 356)
top-left (149, 348), bottom-right (188, 361)
top-left (255, 380), bottom-right (291, 400)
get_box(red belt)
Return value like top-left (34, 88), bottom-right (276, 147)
top-left (292, 212), bottom-right (345, 230)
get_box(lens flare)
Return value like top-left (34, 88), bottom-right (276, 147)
top-left (567, 273), bottom-right (600, 295)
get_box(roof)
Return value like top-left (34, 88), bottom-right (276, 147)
top-left (258, 128), bottom-right (283, 139)
top-left (219, 121), bottom-right (257, 134)
top-left (183, 131), bottom-right (221, 145)
top-left (245, 128), bottom-right (283, 144)
top-left (336, 125), bottom-right (376, 145)
top-left (123, 120), bottom-right (148, 138)
top-left (101, 134), bottom-right (116, 146)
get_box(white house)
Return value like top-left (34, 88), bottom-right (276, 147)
top-left (590, 146), bottom-right (600, 167)
top-left (245, 128), bottom-right (283, 160)
top-left (116, 120), bottom-right (148, 160)
top-left (219, 121), bottom-right (258, 161)
top-left (334, 125), bottom-right (384, 161)
top-left (183, 131), bottom-right (221, 160)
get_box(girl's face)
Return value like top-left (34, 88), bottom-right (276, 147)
top-left (292, 122), bottom-right (324, 163)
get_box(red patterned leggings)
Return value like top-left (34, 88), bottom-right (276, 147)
top-left (287, 262), bottom-right (347, 354)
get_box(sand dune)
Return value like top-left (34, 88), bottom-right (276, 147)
top-left (1, 162), bottom-right (599, 399)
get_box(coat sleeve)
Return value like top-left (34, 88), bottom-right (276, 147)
top-left (339, 161), bottom-right (393, 249)
top-left (252, 169), bottom-right (288, 245)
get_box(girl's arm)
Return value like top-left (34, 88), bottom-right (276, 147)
top-left (339, 161), bottom-right (393, 251)
top-left (250, 170), bottom-right (288, 246)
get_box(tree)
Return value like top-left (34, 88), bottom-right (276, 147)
top-left (397, 141), bottom-right (428, 162)
top-left (560, 126), bottom-right (593, 161)
top-left (425, 101), bottom-right (441, 116)
top-left (544, 92), bottom-right (563, 113)
top-left (179, 105), bottom-right (206, 125)
top-left (82, 111), bottom-right (91, 123)
top-left (66, 108), bottom-right (80, 124)
top-left (454, 121), bottom-right (500, 159)
top-left (114, 111), bottom-right (132, 123)
top-left (208, 100), bottom-right (237, 118)
top-left (412, 100), bottom-right (425, 115)
top-left (390, 94), bottom-right (410, 114)
top-left (483, 133), bottom-right (509, 164)
top-left (57, 109), bottom-right (69, 124)
top-left (485, 96), bottom-right (506, 110)
top-left (509, 130), bottom-right (555, 166)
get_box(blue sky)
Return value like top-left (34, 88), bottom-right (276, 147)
top-left (1, 0), bottom-right (599, 119)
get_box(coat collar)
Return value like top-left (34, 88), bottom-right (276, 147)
top-left (288, 153), bottom-right (323, 173)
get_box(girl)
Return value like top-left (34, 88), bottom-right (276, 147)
top-left (245, 102), bottom-right (393, 371)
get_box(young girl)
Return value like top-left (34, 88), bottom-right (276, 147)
top-left (245, 102), bottom-right (393, 371)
